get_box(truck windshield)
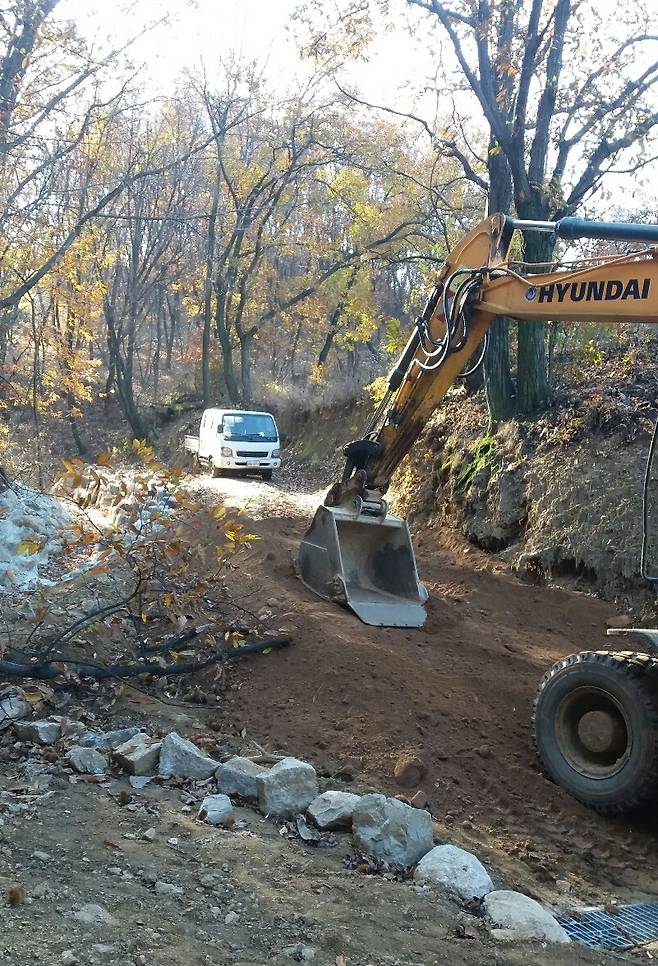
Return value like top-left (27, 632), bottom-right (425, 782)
top-left (222, 413), bottom-right (277, 442)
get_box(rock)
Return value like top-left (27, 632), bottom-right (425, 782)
top-left (393, 753), bottom-right (426, 788)
top-left (142, 827), bottom-right (157, 842)
top-left (32, 850), bottom-right (51, 863)
top-left (129, 775), bottom-right (153, 789)
top-left (199, 793), bottom-right (234, 827)
top-left (113, 733), bottom-right (161, 776)
top-left (158, 732), bottom-right (219, 780)
top-left (414, 845), bottom-right (494, 900)
top-left (80, 727), bottom-right (141, 750)
top-left (410, 790), bottom-right (429, 809)
top-left (307, 791), bottom-right (360, 830)
top-left (72, 902), bottom-right (118, 926)
top-left (483, 890), bottom-right (571, 943)
top-left (256, 757), bottom-right (318, 818)
top-left (0, 695), bottom-right (29, 731)
top-left (224, 910), bottom-right (239, 925)
top-left (60, 952), bottom-right (79, 965)
top-left (66, 747), bottom-right (108, 776)
top-left (154, 880), bottom-right (184, 897)
top-left (57, 717), bottom-right (86, 738)
top-left (91, 946), bottom-right (118, 959)
top-left (14, 718), bottom-right (61, 745)
top-left (283, 945), bottom-right (317, 961)
top-left (216, 756), bottom-right (268, 799)
top-left (352, 794), bottom-right (433, 867)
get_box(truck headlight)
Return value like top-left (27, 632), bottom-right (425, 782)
top-left (221, 447), bottom-right (233, 457)
top-left (271, 448), bottom-right (280, 457)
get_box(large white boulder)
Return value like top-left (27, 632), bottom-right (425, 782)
top-left (414, 844), bottom-right (494, 900)
top-left (113, 733), bottom-right (161, 776)
top-left (158, 732), bottom-right (219, 780)
top-left (198, 794), bottom-right (234, 827)
top-left (256, 757), bottom-right (318, 817)
top-left (351, 793), bottom-right (432, 867)
top-left (307, 791), bottom-right (361, 830)
top-left (216, 756), bottom-right (269, 799)
top-left (15, 718), bottom-right (61, 745)
top-left (66, 747), bottom-right (108, 776)
top-left (483, 890), bottom-right (571, 943)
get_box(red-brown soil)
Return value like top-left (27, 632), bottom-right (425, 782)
top-left (205, 479), bottom-right (658, 908)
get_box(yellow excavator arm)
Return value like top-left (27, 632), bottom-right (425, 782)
top-left (299, 212), bottom-right (658, 817)
top-left (299, 213), bottom-right (658, 627)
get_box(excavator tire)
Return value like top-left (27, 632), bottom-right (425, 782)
top-left (533, 650), bottom-right (658, 815)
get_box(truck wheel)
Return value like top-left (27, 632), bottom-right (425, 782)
top-left (533, 650), bottom-right (658, 815)
top-left (261, 469), bottom-right (273, 481)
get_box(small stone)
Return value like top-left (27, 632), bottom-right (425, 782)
top-left (32, 850), bottom-right (51, 863)
top-left (414, 845), bottom-right (494, 900)
top-left (393, 753), bottom-right (426, 788)
top-left (113, 733), bottom-right (161, 776)
top-left (256, 757), bottom-right (318, 818)
top-left (91, 946), bottom-right (118, 958)
top-left (0, 695), bottom-right (29, 731)
top-left (142, 827), bottom-right (157, 842)
top-left (57, 718), bottom-right (86, 738)
top-left (483, 890), bottom-right (571, 943)
top-left (80, 727), bottom-right (141, 751)
top-left (216, 756), bottom-right (268, 799)
top-left (14, 719), bottom-right (61, 745)
top-left (307, 791), bottom-right (360, 830)
top-left (158, 732), bottom-right (219, 780)
top-left (129, 775), bottom-right (153, 789)
top-left (154, 881), bottom-right (183, 897)
top-left (352, 794), bottom-right (433, 867)
top-left (60, 952), bottom-right (79, 965)
top-left (198, 794), bottom-right (234, 827)
top-left (283, 944), bottom-right (317, 961)
top-left (224, 910), bottom-right (239, 925)
top-left (410, 790), bottom-right (429, 809)
top-left (72, 902), bottom-right (118, 926)
top-left (66, 747), bottom-right (108, 776)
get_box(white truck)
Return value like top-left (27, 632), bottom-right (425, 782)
top-left (184, 408), bottom-right (282, 480)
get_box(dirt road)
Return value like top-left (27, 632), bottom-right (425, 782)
top-left (191, 469), bottom-right (658, 911)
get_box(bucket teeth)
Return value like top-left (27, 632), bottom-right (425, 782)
top-left (297, 505), bottom-right (427, 628)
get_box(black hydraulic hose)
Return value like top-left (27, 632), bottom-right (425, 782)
top-left (459, 331), bottom-right (489, 379)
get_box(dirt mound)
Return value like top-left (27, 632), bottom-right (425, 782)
top-left (392, 377), bottom-right (658, 611)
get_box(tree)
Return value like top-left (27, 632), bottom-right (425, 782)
top-left (409, 0), bottom-right (658, 414)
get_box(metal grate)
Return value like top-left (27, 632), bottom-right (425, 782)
top-left (558, 903), bottom-right (658, 950)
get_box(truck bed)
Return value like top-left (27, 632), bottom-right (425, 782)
top-left (184, 435), bottom-right (200, 454)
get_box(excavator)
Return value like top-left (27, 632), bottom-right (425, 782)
top-left (299, 212), bottom-right (658, 817)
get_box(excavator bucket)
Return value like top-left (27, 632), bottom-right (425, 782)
top-left (298, 504), bottom-right (427, 627)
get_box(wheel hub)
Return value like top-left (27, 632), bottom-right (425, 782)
top-left (577, 709), bottom-right (627, 756)
top-left (556, 686), bottom-right (632, 779)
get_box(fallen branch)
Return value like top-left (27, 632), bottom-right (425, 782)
top-left (0, 637), bottom-right (292, 682)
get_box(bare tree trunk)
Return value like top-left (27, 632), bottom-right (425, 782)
top-left (202, 162), bottom-right (221, 404)
top-left (214, 291), bottom-right (240, 403)
top-left (484, 145), bottom-right (515, 422)
top-left (240, 331), bottom-right (253, 404)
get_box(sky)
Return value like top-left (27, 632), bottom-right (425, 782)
top-left (56, 0), bottom-right (658, 217)
top-left (58, 0), bottom-right (432, 109)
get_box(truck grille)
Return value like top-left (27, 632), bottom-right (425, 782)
top-left (236, 450), bottom-right (268, 458)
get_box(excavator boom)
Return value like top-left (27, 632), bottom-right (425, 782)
top-left (299, 213), bottom-right (658, 626)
